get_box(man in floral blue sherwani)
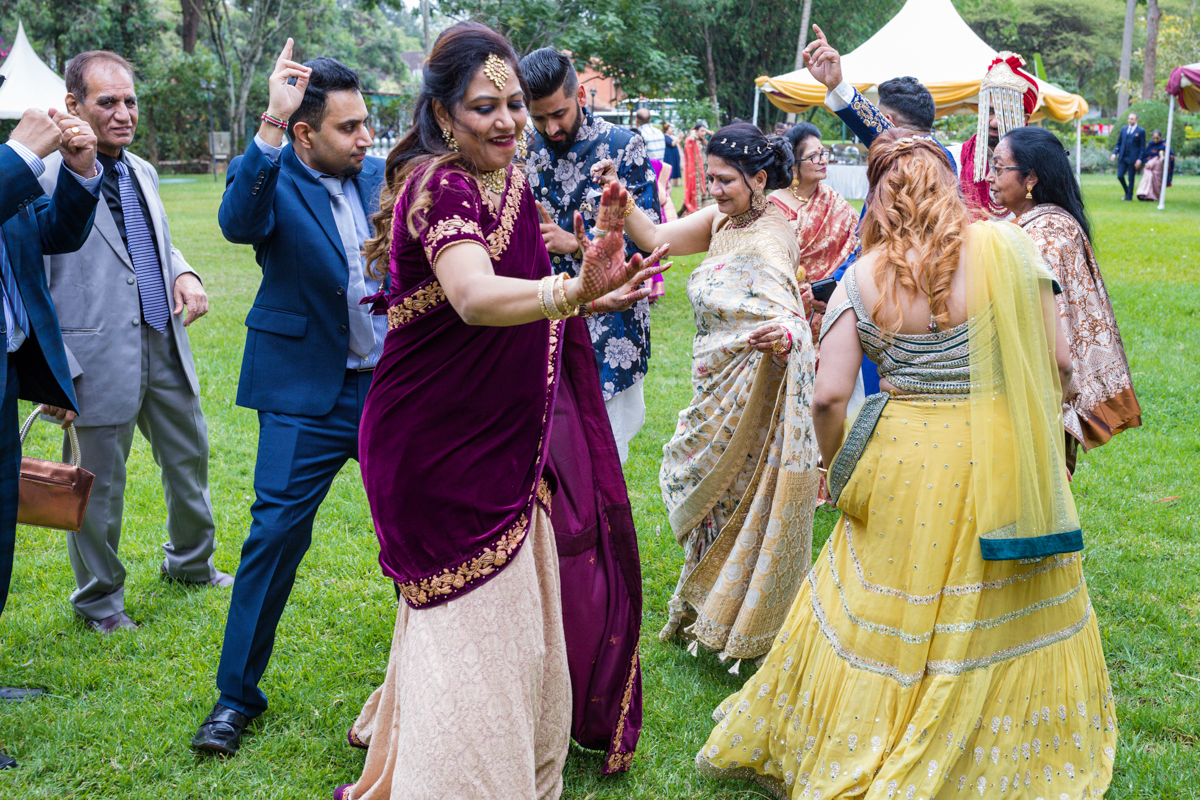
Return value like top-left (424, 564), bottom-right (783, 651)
top-left (520, 47), bottom-right (660, 464)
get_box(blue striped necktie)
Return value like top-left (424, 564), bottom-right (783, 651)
top-left (1, 235), bottom-right (30, 341)
top-left (114, 161), bottom-right (170, 332)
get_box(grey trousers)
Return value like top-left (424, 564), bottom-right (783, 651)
top-left (65, 324), bottom-right (216, 620)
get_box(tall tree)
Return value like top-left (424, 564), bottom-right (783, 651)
top-left (201, 0), bottom-right (323, 153)
top-left (436, 0), bottom-right (695, 98)
top-left (1118, 0), bottom-right (1137, 115)
top-left (181, 0), bottom-right (201, 53)
top-left (960, 0), bottom-right (1123, 111)
top-left (1141, 0), bottom-right (1160, 99)
top-left (786, 0), bottom-right (813, 123)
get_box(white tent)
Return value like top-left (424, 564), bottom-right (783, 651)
top-left (752, 0), bottom-right (1089, 178)
top-left (0, 22), bottom-right (68, 119)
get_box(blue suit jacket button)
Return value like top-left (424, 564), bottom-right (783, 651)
top-left (336, 286), bottom-right (345, 295)
top-left (339, 324), bottom-right (348, 333)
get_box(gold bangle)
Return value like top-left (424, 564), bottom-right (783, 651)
top-left (538, 276), bottom-right (555, 319)
top-left (623, 197), bottom-right (635, 217)
top-left (553, 273), bottom-right (578, 317)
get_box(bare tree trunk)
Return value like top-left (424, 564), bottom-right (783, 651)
top-left (421, 0), bottom-right (431, 54)
top-left (702, 23), bottom-right (719, 121)
top-left (785, 0), bottom-right (813, 123)
top-left (1117, 0), bottom-right (1137, 116)
top-left (1141, 0), bottom-right (1161, 100)
top-left (793, 0), bottom-right (812, 70)
top-left (180, 0), bottom-right (201, 54)
top-left (203, 0), bottom-right (313, 154)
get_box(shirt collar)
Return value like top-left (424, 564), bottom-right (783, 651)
top-left (97, 150), bottom-right (128, 172)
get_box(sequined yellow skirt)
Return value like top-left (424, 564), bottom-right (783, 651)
top-left (696, 398), bottom-right (1116, 799)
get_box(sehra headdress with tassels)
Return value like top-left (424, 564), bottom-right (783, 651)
top-left (974, 52), bottom-right (1040, 182)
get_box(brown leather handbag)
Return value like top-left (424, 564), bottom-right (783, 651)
top-left (16, 409), bottom-right (95, 532)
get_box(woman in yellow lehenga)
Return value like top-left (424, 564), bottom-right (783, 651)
top-left (604, 122), bottom-right (822, 667)
top-left (695, 130), bottom-right (1116, 799)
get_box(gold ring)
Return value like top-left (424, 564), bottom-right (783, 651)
top-left (70, 126), bottom-right (80, 135)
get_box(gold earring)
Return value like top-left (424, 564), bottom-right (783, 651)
top-left (442, 128), bottom-right (459, 152)
top-left (1025, 184), bottom-right (1034, 200)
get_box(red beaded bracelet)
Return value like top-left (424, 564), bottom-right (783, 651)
top-left (261, 112), bottom-right (289, 130)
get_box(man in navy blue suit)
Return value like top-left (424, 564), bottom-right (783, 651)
top-left (1110, 112), bottom-right (1146, 201)
top-left (2, 106), bottom-right (103, 769)
top-left (191, 40), bottom-right (386, 756)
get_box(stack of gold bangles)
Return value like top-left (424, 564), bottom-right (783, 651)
top-left (538, 273), bottom-right (580, 320)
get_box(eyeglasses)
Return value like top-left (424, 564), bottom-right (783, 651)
top-left (799, 149), bottom-right (830, 164)
top-left (989, 160), bottom-right (1023, 174)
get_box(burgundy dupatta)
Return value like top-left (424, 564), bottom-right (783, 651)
top-left (359, 163), bottom-right (642, 772)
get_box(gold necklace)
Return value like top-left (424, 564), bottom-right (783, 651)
top-left (789, 179), bottom-right (810, 204)
top-left (479, 166), bottom-right (508, 195)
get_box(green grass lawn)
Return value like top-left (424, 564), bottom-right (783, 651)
top-left (1, 174), bottom-right (1197, 798)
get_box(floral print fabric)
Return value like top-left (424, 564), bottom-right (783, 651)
top-left (658, 207), bottom-right (821, 660)
top-left (1018, 205), bottom-right (1141, 449)
top-left (524, 109), bottom-right (659, 400)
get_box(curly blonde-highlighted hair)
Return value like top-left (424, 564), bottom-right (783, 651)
top-left (859, 128), bottom-right (967, 333)
top-left (362, 22), bottom-right (523, 281)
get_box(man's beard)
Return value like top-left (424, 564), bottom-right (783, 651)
top-left (546, 110), bottom-right (583, 155)
top-left (987, 131), bottom-right (1000, 150)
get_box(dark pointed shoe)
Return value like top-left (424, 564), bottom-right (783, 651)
top-left (0, 751), bottom-right (15, 769)
top-left (191, 703), bottom-right (249, 757)
top-left (0, 687), bottom-right (44, 702)
top-left (87, 612), bottom-right (139, 634)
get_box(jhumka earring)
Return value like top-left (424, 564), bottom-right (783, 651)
top-left (517, 128), bottom-right (529, 153)
top-left (1025, 184), bottom-right (1034, 200)
top-left (751, 188), bottom-right (768, 214)
top-left (442, 128), bottom-right (459, 152)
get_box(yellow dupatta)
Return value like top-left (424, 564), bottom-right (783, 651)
top-left (966, 221), bottom-right (1082, 560)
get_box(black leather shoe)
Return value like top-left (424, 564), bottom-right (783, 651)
top-left (191, 703), bottom-right (249, 757)
top-left (0, 687), bottom-right (44, 702)
top-left (0, 751), bottom-right (15, 769)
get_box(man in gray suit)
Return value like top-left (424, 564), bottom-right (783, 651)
top-left (39, 50), bottom-right (231, 635)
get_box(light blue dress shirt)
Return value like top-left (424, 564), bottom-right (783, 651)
top-left (253, 135), bottom-right (386, 370)
top-left (2, 140), bottom-right (104, 352)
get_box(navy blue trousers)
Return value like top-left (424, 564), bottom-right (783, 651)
top-left (216, 369), bottom-right (372, 718)
top-left (0, 357), bottom-right (18, 619)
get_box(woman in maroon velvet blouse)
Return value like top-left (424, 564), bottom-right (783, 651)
top-left (334, 23), bottom-right (668, 800)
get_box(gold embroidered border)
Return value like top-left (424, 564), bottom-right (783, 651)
top-left (486, 168), bottom-right (525, 260)
top-left (422, 215), bottom-right (485, 267)
top-left (397, 477), bottom-right (553, 607)
top-left (387, 280), bottom-right (447, 330)
top-left (604, 643), bottom-right (641, 773)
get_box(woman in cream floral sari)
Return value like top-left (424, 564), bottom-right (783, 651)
top-left (607, 122), bottom-right (821, 666)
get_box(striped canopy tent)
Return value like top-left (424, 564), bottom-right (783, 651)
top-left (0, 21), bottom-right (68, 119)
top-left (756, 0), bottom-right (1087, 122)
top-left (1156, 62), bottom-right (1200, 210)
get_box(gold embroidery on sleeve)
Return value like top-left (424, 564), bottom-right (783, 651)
top-left (423, 216), bottom-right (485, 266)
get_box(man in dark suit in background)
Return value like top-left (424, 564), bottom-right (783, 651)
top-left (1111, 112), bottom-right (1146, 201)
top-left (1, 106), bottom-right (102, 769)
top-left (191, 40), bottom-right (386, 757)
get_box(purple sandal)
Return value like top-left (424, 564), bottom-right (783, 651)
top-left (334, 784), bottom-right (353, 800)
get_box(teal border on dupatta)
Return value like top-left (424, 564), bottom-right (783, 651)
top-left (980, 529), bottom-right (1083, 561)
top-left (827, 392), bottom-right (890, 503)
